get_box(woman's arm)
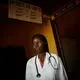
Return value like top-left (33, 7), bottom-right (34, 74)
top-left (56, 57), bottom-right (68, 80)
top-left (25, 61), bottom-right (32, 80)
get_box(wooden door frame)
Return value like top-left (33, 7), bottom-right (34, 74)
top-left (50, 20), bottom-right (68, 74)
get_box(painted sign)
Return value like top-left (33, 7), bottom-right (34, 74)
top-left (53, 2), bottom-right (76, 19)
top-left (8, 0), bottom-right (42, 24)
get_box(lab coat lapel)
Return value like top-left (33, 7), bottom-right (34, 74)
top-left (43, 52), bottom-right (49, 70)
top-left (36, 55), bottom-right (43, 73)
top-left (36, 52), bottom-right (49, 73)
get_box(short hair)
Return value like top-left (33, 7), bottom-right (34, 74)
top-left (32, 34), bottom-right (49, 52)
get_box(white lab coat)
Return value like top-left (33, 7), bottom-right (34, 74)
top-left (25, 52), bottom-right (68, 80)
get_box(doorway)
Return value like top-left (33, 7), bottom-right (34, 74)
top-left (50, 4), bottom-right (80, 79)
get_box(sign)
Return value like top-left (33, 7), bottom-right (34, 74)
top-left (8, 0), bottom-right (42, 24)
top-left (53, 2), bottom-right (76, 19)
top-left (75, 0), bottom-right (80, 5)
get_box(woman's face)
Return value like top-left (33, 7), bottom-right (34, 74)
top-left (32, 38), bottom-right (45, 54)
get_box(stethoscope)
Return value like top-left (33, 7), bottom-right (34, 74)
top-left (35, 52), bottom-right (58, 78)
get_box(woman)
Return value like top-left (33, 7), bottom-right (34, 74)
top-left (25, 34), bottom-right (68, 80)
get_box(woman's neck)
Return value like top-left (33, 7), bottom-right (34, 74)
top-left (38, 52), bottom-right (46, 62)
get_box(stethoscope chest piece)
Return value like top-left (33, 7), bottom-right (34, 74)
top-left (36, 73), bottom-right (41, 78)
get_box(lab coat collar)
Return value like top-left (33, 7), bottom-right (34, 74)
top-left (36, 52), bottom-right (50, 72)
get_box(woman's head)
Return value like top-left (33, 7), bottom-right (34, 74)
top-left (32, 34), bottom-right (49, 54)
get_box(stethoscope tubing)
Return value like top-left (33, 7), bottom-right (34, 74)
top-left (35, 53), bottom-right (58, 78)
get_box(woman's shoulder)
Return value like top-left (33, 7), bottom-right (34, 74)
top-left (27, 56), bottom-right (36, 64)
top-left (51, 53), bottom-right (59, 58)
top-left (48, 52), bottom-right (60, 63)
top-left (48, 52), bottom-right (58, 57)
top-left (50, 53), bottom-right (63, 65)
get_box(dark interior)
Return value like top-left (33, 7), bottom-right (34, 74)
top-left (0, 0), bottom-right (80, 80)
top-left (0, 46), bottom-right (27, 80)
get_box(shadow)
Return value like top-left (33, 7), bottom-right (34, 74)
top-left (50, 20), bottom-right (80, 80)
top-left (0, 46), bottom-right (27, 80)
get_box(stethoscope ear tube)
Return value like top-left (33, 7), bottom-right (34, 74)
top-left (48, 53), bottom-right (58, 70)
top-left (35, 56), bottom-right (41, 78)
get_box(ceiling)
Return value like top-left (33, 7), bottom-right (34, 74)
top-left (20, 0), bottom-right (72, 15)
top-left (0, 0), bottom-right (73, 15)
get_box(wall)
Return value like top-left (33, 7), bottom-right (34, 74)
top-left (61, 38), bottom-right (76, 72)
top-left (0, 7), bottom-right (57, 59)
top-left (27, 18), bottom-right (58, 58)
top-left (55, 5), bottom-right (80, 38)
